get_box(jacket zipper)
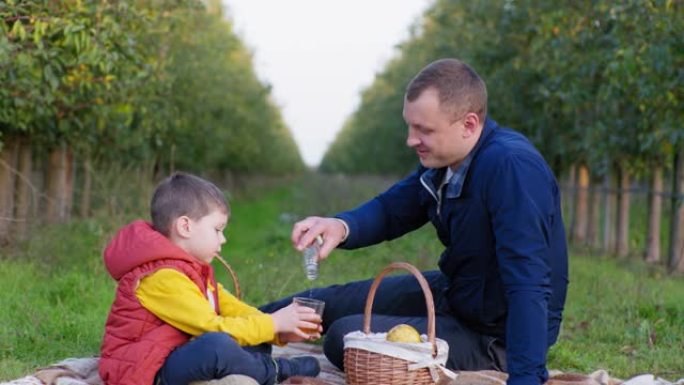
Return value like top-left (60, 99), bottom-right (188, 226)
top-left (420, 175), bottom-right (442, 217)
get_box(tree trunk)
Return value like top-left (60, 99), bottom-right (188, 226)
top-left (602, 169), bottom-right (616, 254)
top-left (45, 142), bottom-right (69, 224)
top-left (14, 139), bottom-right (33, 240)
top-left (645, 166), bottom-right (663, 263)
top-left (79, 156), bottom-right (92, 218)
top-left (616, 165), bottom-right (631, 258)
top-left (170, 143), bottom-right (176, 174)
top-left (572, 164), bottom-right (590, 244)
top-left (64, 148), bottom-right (75, 221)
top-left (587, 177), bottom-right (602, 249)
top-left (566, 164), bottom-right (577, 240)
top-left (0, 136), bottom-right (19, 244)
top-left (669, 150), bottom-right (684, 273)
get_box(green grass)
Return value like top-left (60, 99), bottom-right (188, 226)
top-left (550, 254), bottom-right (684, 379)
top-left (1, 173), bottom-right (683, 381)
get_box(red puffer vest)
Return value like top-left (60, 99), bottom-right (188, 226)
top-left (99, 220), bottom-right (220, 385)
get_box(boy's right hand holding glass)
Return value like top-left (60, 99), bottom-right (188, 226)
top-left (271, 303), bottom-right (322, 341)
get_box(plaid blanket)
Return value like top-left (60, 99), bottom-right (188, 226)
top-left (2, 343), bottom-right (681, 385)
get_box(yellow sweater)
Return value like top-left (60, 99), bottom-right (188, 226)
top-left (136, 268), bottom-right (277, 346)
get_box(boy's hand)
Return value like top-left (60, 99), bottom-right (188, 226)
top-left (277, 332), bottom-right (311, 343)
top-left (271, 303), bottom-right (322, 340)
top-left (291, 216), bottom-right (347, 260)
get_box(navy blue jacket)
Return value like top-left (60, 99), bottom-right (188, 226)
top-left (336, 118), bottom-right (568, 385)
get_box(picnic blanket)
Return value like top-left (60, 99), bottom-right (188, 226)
top-left (2, 343), bottom-right (682, 385)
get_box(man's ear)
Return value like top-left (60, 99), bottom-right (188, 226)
top-left (172, 216), bottom-right (193, 239)
top-left (462, 112), bottom-right (481, 138)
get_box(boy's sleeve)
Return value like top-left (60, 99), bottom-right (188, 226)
top-left (136, 268), bottom-right (277, 346)
top-left (216, 282), bottom-right (262, 317)
top-left (216, 282), bottom-right (285, 346)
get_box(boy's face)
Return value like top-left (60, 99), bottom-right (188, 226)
top-left (184, 209), bottom-right (229, 264)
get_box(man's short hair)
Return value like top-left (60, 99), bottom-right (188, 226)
top-left (406, 58), bottom-right (488, 121)
top-left (151, 172), bottom-right (229, 236)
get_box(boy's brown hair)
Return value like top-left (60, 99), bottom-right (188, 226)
top-left (150, 172), bottom-right (229, 236)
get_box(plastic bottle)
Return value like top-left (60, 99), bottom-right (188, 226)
top-left (302, 235), bottom-right (323, 280)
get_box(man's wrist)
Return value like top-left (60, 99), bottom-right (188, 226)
top-left (334, 218), bottom-right (349, 242)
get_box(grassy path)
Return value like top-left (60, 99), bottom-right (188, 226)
top-left (1, 174), bottom-right (682, 380)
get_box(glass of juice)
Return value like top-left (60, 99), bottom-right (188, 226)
top-left (292, 297), bottom-right (325, 337)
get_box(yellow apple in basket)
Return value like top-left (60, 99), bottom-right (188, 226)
top-left (386, 324), bottom-right (421, 343)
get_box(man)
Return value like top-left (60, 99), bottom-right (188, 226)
top-left (261, 58), bottom-right (568, 385)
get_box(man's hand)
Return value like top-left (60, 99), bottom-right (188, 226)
top-left (291, 216), bottom-right (348, 260)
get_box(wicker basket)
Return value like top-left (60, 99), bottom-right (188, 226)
top-left (215, 254), bottom-right (241, 299)
top-left (343, 262), bottom-right (445, 385)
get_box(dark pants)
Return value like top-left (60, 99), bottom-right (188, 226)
top-left (156, 332), bottom-right (277, 385)
top-left (260, 270), bottom-right (506, 372)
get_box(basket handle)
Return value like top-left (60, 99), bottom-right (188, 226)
top-left (363, 262), bottom-right (437, 357)
top-left (214, 255), bottom-right (241, 300)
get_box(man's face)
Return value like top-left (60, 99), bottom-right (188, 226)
top-left (403, 87), bottom-right (475, 170)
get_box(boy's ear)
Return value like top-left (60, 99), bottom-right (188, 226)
top-left (172, 216), bottom-right (193, 239)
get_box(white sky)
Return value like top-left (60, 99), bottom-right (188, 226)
top-left (222, 0), bottom-right (432, 167)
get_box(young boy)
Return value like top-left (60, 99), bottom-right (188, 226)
top-left (99, 172), bottom-right (321, 385)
